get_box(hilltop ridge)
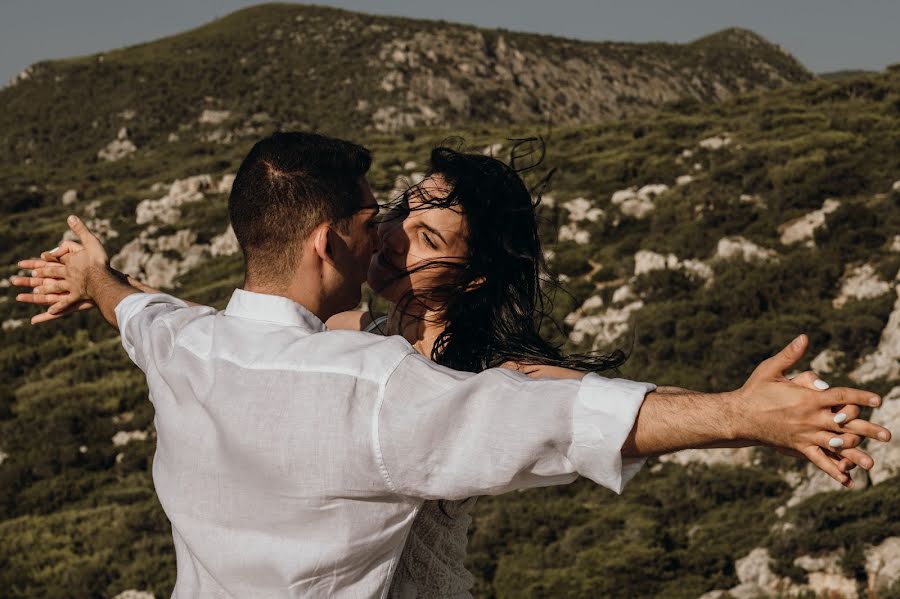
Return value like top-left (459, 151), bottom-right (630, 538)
top-left (0, 3), bottom-right (812, 168)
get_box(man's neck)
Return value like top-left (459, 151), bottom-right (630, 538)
top-left (243, 281), bottom-right (333, 324)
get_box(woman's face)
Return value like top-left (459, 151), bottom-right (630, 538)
top-left (368, 174), bottom-right (470, 306)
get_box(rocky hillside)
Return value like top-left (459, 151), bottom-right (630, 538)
top-left (1, 7), bottom-right (899, 599)
top-left (0, 3), bottom-right (811, 169)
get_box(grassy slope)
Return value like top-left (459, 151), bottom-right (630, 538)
top-left (0, 28), bottom-right (899, 599)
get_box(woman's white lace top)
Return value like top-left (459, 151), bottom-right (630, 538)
top-left (388, 498), bottom-right (478, 598)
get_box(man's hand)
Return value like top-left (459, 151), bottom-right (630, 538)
top-left (14, 241), bottom-right (94, 324)
top-left (15, 215), bottom-right (139, 329)
top-left (623, 334), bottom-right (892, 488)
top-left (734, 334), bottom-right (891, 485)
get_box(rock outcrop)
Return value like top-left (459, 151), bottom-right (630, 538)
top-left (778, 198), bottom-right (840, 246)
top-left (833, 263), bottom-right (892, 308)
top-left (97, 127), bottom-right (137, 162)
top-left (851, 284), bottom-right (900, 383)
top-left (867, 386), bottom-right (900, 485)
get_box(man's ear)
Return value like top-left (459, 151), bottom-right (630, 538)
top-left (311, 223), bottom-right (336, 266)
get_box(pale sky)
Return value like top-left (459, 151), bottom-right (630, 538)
top-left (2, 0), bottom-right (899, 85)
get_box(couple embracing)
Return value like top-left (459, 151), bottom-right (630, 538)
top-left (15, 131), bottom-right (891, 598)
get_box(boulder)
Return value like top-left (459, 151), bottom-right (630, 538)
top-left (778, 199), bottom-right (840, 246)
top-left (866, 537), bottom-right (900, 593)
top-left (851, 285), bottom-right (900, 383)
top-left (866, 386), bottom-right (900, 485)
top-left (833, 263), bottom-right (891, 308)
top-left (699, 135), bottom-right (731, 150)
top-left (715, 236), bottom-right (778, 263)
top-left (567, 300), bottom-right (643, 347)
top-left (658, 447), bottom-right (757, 467)
top-left (810, 349), bottom-right (844, 374)
top-left (61, 189), bottom-right (78, 205)
top-left (110, 591), bottom-right (155, 599)
top-left (112, 430), bottom-right (149, 447)
top-left (198, 109), bottom-right (231, 125)
top-left (97, 127), bottom-right (137, 161)
top-left (209, 225), bottom-right (240, 257)
top-left (562, 197), bottom-right (603, 222)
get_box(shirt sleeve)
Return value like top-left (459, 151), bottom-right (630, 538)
top-left (377, 353), bottom-right (655, 500)
top-left (115, 292), bottom-right (195, 373)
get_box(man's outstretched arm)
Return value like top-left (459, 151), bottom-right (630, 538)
top-left (621, 334), bottom-right (888, 484)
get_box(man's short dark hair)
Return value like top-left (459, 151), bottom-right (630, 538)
top-left (228, 131), bottom-right (372, 281)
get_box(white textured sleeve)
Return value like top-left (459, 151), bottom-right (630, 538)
top-left (114, 292), bottom-right (194, 372)
top-left (377, 354), bottom-right (654, 500)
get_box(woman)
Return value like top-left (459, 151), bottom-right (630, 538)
top-left (327, 146), bottom-right (627, 597)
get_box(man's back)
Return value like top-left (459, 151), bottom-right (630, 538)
top-left (121, 289), bottom-right (417, 597)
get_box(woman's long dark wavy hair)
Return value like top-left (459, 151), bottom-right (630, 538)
top-left (384, 140), bottom-right (625, 375)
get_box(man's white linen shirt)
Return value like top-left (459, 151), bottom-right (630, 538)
top-left (115, 289), bottom-right (655, 598)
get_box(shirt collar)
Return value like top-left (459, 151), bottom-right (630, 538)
top-left (224, 289), bottom-right (327, 333)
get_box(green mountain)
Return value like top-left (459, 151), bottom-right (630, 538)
top-left (0, 3), bottom-right (812, 170)
top-left (2, 4), bottom-right (900, 598)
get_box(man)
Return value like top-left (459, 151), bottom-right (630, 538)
top-left (14, 132), bottom-right (890, 597)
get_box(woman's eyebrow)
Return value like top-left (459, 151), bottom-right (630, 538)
top-left (421, 223), bottom-right (448, 245)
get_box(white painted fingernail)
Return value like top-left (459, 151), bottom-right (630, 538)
top-left (828, 437), bottom-right (844, 448)
top-left (50, 246), bottom-right (59, 253)
top-left (814, 379), bottom-right (830, 390)
top-left (833, 413), bottom-right (848, 424)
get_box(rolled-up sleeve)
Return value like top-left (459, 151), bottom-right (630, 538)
top-left (115, 292), bottom-right (192, 373)
top-left (377, 353), bottom-right (655, 500)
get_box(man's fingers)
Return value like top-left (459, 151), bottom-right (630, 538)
top-left (66, 215), bottom-right (103, 250)
top-left (757, 334), bottom-right (808, 379)
top-left (803, 446), bottom-right (850, 486)
top-left (820, 387), bottom-right (882, 409)
top-left (50, 240), bottom-right (83, 258)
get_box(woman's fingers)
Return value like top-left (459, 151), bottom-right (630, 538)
top-left (814, 431), bottom-right (863, 452)
top-left (30, 301), bottom-right (93, 325)
top-left (34, 279), bottom-right (68, 295)
top-left (832, 404), bottom-right (860, 425)
top-left (11, 275), bottom-right (45, 288)
top-left (17, 292), bottom-right (66, 305)
top-left (838, 418), bottom-right (892, 442)
top-left (802, 446), bottom-right (850, 486)
top-left (790, 370), bottom-right (830, 390)
top-left (834, 447), bottom-right (874, 471)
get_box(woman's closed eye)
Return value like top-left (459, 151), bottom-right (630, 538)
top-left (422, 232), bottom-right (437, 249)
